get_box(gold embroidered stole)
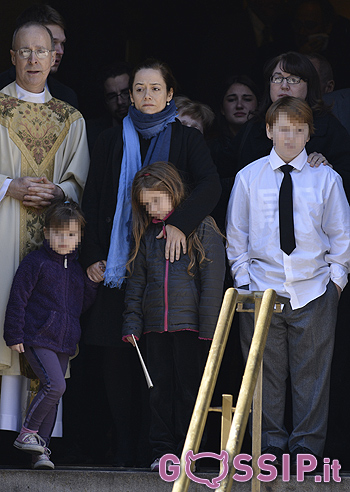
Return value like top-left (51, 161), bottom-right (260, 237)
top-left (0, 94), bottom-right (81, 260)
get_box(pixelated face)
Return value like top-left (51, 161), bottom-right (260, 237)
top-left (130, 68), bottom-right (173, 114)
top-left (44, 219), bottom-right (82, 255)
top-left (11, 25), bottom-right (56, 93)
top-left (104, 73), bottom-right (130, 122)
top-left (270, 62), bottom-right (308, 103)
top-left (140, 189), bottom-right (173, 220)
top-left (266, 111), bottom-right (310, 162)
top-left (221, 83), bottom-right (258, 129)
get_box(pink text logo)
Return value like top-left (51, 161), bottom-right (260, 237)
top-left (159, 452), bottom-right (342, 485)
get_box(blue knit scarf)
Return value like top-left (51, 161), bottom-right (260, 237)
top-left (104, 100), bottom-right (177, 288)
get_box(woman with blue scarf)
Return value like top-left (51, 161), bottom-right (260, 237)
top-left (79, 59), bottom-right (221, 467)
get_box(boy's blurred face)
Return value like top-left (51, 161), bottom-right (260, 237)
top-left (266, 111), bottom-right (310, 162)
top-left (44, 219), bottom-right (81, 255)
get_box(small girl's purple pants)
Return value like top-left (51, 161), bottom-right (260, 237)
top-left (23, 346), bottom-right (69, 446)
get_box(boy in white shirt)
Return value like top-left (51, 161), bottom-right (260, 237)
top-left (226, 96), bottom-right (350, 467)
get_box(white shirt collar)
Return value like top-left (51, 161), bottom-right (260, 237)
top-left (15, 83), bottom-right (46, 103)
top-left (269, 147), bottom-right (308, 172)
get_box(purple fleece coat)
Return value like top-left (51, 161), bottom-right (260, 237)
top-left (4, 240), bottom-right (98, 356)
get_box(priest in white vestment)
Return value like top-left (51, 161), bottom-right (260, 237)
top-left (0, 21), bottom-right (89, 433)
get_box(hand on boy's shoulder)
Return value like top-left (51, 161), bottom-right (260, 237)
top-left (307, 152), bottom-right (332, 169)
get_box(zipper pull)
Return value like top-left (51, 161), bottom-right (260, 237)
top-left (64, 256), bottom-right (68, 269)
top-left (162, 220), bottom-right (167, 239)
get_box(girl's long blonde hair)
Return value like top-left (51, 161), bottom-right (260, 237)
top-left (127, 162), bottom-right (221, 276)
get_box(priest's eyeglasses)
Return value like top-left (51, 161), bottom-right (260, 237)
top-left (270, 74), bottom-right (304, 84)
top-left (14, 48), bottom-right (54, 59)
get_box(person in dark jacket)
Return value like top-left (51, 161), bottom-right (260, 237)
top-left (122, 162), bottom-right (225, 471)
top-left (3, 200), bottom-right (99, 470)
top-left (79, 59), bottom-right (221, 467)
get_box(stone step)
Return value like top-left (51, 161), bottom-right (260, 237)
top-left (0, 467), bottom-right (348, 492)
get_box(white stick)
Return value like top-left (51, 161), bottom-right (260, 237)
top-left (132, 335), bottom-right (154, 389)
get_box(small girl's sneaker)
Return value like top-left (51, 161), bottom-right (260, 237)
top-left (150, 458), bottom-right (160, 471)
top-left (13, 433), bottom-right (46, 455)
top-left (32, 448), bottom-right (55, 470)
top-left (150, 457), bottom-right (182, 473)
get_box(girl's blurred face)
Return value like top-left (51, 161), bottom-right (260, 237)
top-left (130, 68), bottom-right (173, 114)
top-left (221, 83), bottom-right (258, 133)
top-left (140, 189), bottom-right (173, 220)
top-left (270, 62), bottom-right (308, 102)
top-left (44, 219), bottom-right (81, 255)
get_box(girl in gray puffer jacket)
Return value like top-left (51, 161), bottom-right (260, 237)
top-left (122, 162), bottom-right (225, 471)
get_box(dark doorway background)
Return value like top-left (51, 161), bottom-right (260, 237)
top-left (2, 0), bottom-right (350, 118)
top-left (47, 0), bottom-right (249, 118)
top-left (2, 0), bottom-right (244, 118)
top-left (0, 0), bottom-right (297, 117)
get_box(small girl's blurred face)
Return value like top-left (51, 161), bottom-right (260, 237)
top-left (44, 219), bottom-right (81, 255)
top-left (140, 189), bottom-right (173, 220)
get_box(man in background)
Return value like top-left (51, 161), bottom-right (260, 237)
top-left (86, 62), bottom-right (132, 153)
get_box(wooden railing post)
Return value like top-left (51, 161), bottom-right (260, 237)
top-left (217, 289), bottom-right (276, 492)
top-left (172, 288), bottom-right (238, 492)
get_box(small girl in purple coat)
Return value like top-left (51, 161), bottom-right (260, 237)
top-left (3, 200), bottom-right (99, 470)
